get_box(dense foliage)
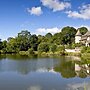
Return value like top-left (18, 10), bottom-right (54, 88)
top-left (78, 27), bottom-right (88, 35)
top-left (0, 26), bottom-right (88, 55)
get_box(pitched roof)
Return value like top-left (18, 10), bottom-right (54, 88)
top-left (76, 30), bottom-right (82, 36)
top-left (84, 31), bottom-right (90, 36)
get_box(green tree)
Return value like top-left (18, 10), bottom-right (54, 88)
top-left (0, 39), bottom-right (2, 50)
top-left (57, 45), bottom-right (65, 55)
top-left (45, 33), bottom-right (52, 38)
top-left (1, 40), bottom-right (7, 53)
top-left (50, 44), bottom-right (57, 53)
top-left (6, 38), bottom-right (19, 53)
top-left (30, 34), bottom-right (38, 51)
top-left (16, 30), bottom-right (31, 51)
top-left (78, 27), bottom-right (88, 35)
top-left (51, 32), bottom-right (63, 45)
top-left (38, 36), bottom-right (49, 44)
top-left (61, 26), bottom-right (77, 44)
top-left (2, 40), bottom-right (7, 48)
top-left (7, 37), bottom-right (13, 42)
top-left (38, 42), bottom-right (49, 52)
top-left (18, 30), bottom-right (31, 39)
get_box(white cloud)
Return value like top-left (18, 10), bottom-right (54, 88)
top-left (27, 7), bottom-right (43, 16)
top-left (40, 0), bottom-right (71, 12)
top-left (33, 26), bottom-right (90, 36)
top-left (34, 27), bottom-right (61, 35)
top-left (66, 4), bottom-right (90, 20)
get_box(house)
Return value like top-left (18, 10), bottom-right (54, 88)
top-left (75, 29), bottom-right (90, 46)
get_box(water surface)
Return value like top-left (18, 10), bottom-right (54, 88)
top-left (0, 55), bottom-right (90, 90)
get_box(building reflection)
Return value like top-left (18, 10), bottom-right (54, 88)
top-left (75, 63), bottom-right (90, 78)
top-left (67, 82), bottom-right (90, 90)
top-left (54, 58), bottom-right (90, 78)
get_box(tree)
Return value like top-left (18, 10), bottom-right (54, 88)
top-left (51, 32), bottom-right (63, 45)
top-left (50, 44), bottom-right (57, 53)
top-left (61, 26), bottom-right (77, 44)
top-left (1, 40), bottom-right (7, 53)
top-left (30, 34), bottom-right (38, 51)
top-left (38, 36), bottom-right (49, 43)
top-left (78, 27), bottom-right (88, 35)
top-left (6, 38), bottom-right (19, 53)
top-left (18, 30), bottom-right (31, 39)
top-left (38, 43), bottom-right (49, 52)
top-left (45, 33), bottom-right (52, 38)
top-left (7, 37), bottom-right (13, 42)
top-left (2, 40), bottom-right (7, 49)
top-left (16, 30), bottom-right (31, 51)
top-left (0, 39), bottom-right (2, 50)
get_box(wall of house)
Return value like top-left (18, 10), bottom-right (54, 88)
top-left (75, 36), bottom-right (81, 43)
top-left (87, 37), bottom-right (90, 41)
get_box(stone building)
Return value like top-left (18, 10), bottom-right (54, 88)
top-left (75, 30), bottom-right (82, 43)
top-left (75, 29), bottom-right (90, 46)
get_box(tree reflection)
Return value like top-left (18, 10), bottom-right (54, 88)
top-left (0, 55), bottom-right (90, 78)
top-left (53, 56), bottom-right (90, 78)
top-left (54, 60), bottom-right (76, 78)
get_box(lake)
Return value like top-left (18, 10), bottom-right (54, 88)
top-left (0, 54), bottom-right (90, 90)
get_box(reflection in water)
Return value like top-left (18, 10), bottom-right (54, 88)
top-left (75, 63), bottom-right (90, 78)
top-left (54, 60), bottom-right (76, 78)
top-left (67, 82), bottom-right (90, 90)
top-left (0, 55), bottom-right (59, 75)
top-left (0, 55), bottom-right (90, 78)
top-left (54, 56), bottom-right (90, 78)
top-left (0, 55), bottom-right (89, 90)
top-left (27, 86), bottom-right (42, 90)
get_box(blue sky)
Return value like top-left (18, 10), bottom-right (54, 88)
top-left (0, 0), bottom-right (90, 40)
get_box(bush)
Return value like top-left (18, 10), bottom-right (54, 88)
top-left (65, 44), bottom-right (72, 49)
top-left (81, 46), bottom-right (90, 53)
top-left (1, 48), bottom-right (7, 54)
top-left (81, 46), bottom-right (87, 53)
top-left (56, 45), bottom-right (65, 55)
top-left (28, 48), bottom-right (34, 55)
top-left (57, 45), bottom-right (65, 51)
top-left (86, 47), bottom-right (90, 53)
top-left (19, 51), bottom-right (27, 55)
top-left (65, 43), bottom-right (82, 49)
top-left (74, 43), bottom-right (83, 47)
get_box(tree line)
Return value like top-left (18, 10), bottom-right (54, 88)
top-left (0, 26), bottom-right (88, 55)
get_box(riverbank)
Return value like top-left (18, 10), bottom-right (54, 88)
top-left (0, 48), bottom-right (90, 61)
top-left (0, 49), bottom-right (83, 57)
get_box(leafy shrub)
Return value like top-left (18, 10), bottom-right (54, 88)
top-left (81, 46), bottom-right (87, 53)
top-left (28, 48), bottom-right (34, 55)
top-left (86, 47), bottom-right (90, 53)
top-left (56, 45), bottom-right (65, 55)
top-left (19, 51), bottom-right (27, 55)
top-left (57, 45), bottom-right (65, 51)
